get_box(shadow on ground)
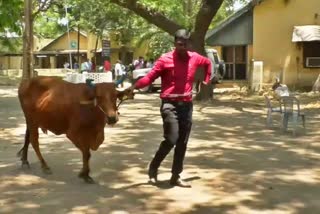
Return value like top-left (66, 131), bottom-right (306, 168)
top-left (0, 87), bottom-right (319, 213)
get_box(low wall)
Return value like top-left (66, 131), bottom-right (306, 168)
top-left (0, 69), bottom-right (79, 77)
top-left (0, 69), bottom-right (78, 86)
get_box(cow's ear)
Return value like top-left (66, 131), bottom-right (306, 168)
top-left (117, 88), bottom-right (134, 101)
top-left (83, 85), bottom-right (96, 100)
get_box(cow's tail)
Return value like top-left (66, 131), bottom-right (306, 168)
top-left (18, 79), bottom-right (31, 101)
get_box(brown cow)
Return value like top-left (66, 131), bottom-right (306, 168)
top-left (17, 76), bottom-right (133, 183)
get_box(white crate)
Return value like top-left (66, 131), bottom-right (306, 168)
top-left (84, 72), bottom-right (112, 83)
top-left (64, 72), bottom-right (113, 84)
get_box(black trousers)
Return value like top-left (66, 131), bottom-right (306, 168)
top-left (149, 100), bottom-right (193, 179)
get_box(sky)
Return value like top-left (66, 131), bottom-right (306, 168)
top-left (233, 0), bottom-right (248, 11)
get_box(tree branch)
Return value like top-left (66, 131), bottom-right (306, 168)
top-left (110, 0), bottom-right (183, 35)
top-left (33, 0), bottom-right (54, 17)
top-left (194, 0), bottom-right (223, 39)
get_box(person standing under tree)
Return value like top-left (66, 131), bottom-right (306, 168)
top-left (128, 29), bottom-right (212, 188)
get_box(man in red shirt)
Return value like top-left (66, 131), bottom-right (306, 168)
top-left (129, 29), bottom-right (211, 188)
top-left (103, 56), bottom-right (111, 72)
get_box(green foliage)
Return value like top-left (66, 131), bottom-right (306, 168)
top-left (0, 37), bottom-right (22, 54)
top-left (0, 0), bottom-right (23, 52)
top-left (147, 31), bottom-right (172, 60)
top-left (210, 0), bottom-right (250, 28)
top-left (139, 0), bottom-right (202, 30)
top-left (34, 12), bottom-right (66, 38)
top-left (0, 0), bottom-right (23, 35)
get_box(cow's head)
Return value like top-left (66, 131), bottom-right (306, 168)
top-left (94, 83), bottom-right (134, 125)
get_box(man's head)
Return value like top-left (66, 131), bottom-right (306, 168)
top-left (174, 29), bottom-right (190, 55)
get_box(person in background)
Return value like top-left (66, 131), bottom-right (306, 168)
top-left (146, 58), bottom-right (154, 68)
top-left (114, 60), bottom-right (125, 88)
top-left (86, 58), bottom-right (92, 72)
top-left (104, 56), bottom-right (111, 72)
top-left (63, 61), bottom-right (70, 69)
top-left (133, 56), bottom-right (144, 69)
top-left (272, 77), bottom-right (290, 98)
top-left (73, 60), bottom-right (79, 70)
top-left (80, 58), bottom-right (90, 73)
top-left (91, 57), bottom-right (96, 72)
top-left (127, 29), bottom-right (212, 188)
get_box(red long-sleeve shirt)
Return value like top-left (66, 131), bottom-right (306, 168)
top-left (135, 50), bottom-right (212, 102)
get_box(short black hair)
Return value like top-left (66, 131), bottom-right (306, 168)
top-left (174, 29), bottom-right (191, 41)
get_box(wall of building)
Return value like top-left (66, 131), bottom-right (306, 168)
top-left (1, 31), bottom-right (148, 70)
top-left (44, 31), bottom-right (88, 51)
top-left (87, 32), bottom-right (105, 63)
top-left (0, 56), bottom-right (22, 70)
top-left (253, 0), bottom-right (320, 88)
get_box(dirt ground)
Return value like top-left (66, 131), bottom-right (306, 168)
top-left (0, 85), bottom-right (319, 214)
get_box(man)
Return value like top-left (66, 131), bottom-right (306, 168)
top-left (133, 56), bottom-right (144, 69)
top-left (128, 29), bottom-right (212, 188)
top-left (104, 56), bottom-right (111, 72)
top-left (114, 60), bottom-right (125, 88)
top-left (80, 58), bottom-right (92, 73)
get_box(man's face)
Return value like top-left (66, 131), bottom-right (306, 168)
top-left (174, 39), bottom-right (188, 55)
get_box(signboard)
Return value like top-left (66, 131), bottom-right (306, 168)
top-left (101, 40), bottom-right (111, 57)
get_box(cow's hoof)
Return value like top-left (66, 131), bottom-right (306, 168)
top-left (78, 173), bottom-right (95, 184)
top-left (42, 166), bottom-right (52, 174)
top-left (84, 176), bottom-right (95, 184)
top-left (17, 150), bottom-right (23, 157)
top-left (21, 161), bottom-right (30, 169)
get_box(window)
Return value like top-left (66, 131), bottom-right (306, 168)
top-left (303, 41), bottom-right (320, 68)
top-left (222, 46), bottom-right (247, 80)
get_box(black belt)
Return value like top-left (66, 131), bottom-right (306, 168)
top-left (162, 99), bottom-right (192, 106)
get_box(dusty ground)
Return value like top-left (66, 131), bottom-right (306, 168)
top-left (0, 85), bottom-right (319, 214)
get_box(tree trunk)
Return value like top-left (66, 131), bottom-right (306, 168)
top-left (94, 34), bottom-right (100, 70)
top-left (22, 0), bottom-right (34, 80)
top-left (77, 25), bottom-right (81, 68)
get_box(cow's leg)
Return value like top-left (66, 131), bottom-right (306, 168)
top-left (78, 148), bottom-right (94, 183)
top-left (17, 128), bottom-right (31, 168)
top-left (29, 127), bottom-right (51, 174)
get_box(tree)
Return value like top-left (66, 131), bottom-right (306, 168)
top-left (22, 0), bottom-right (54, 79)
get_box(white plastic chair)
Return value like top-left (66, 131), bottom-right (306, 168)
top-left (264, 95), bottom-right (282, 127)
top-left (280, 96), bottom-right (306, 136)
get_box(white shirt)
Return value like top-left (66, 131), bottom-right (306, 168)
top-left (115, 63), bottom-right (124, 76)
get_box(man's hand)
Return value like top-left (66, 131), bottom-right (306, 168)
top-left (126, 85), bottom-right (136, 99)
top-left (202, 81), bottom-right (209, 85)
top-left (118, 85), bottom-right (135, 101)
top-left (128, 84), bottom-right (136, 93)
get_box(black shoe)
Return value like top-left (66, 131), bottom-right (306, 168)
top-left (169, 178), bottom-right (191, 188)
top-left (148, 167), bottom-right (158, 184)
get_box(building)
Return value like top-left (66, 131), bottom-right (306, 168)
top-left (0, 30), bottom-right (148, 72)
top-left (206, 0), bottom-right (320, 90)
